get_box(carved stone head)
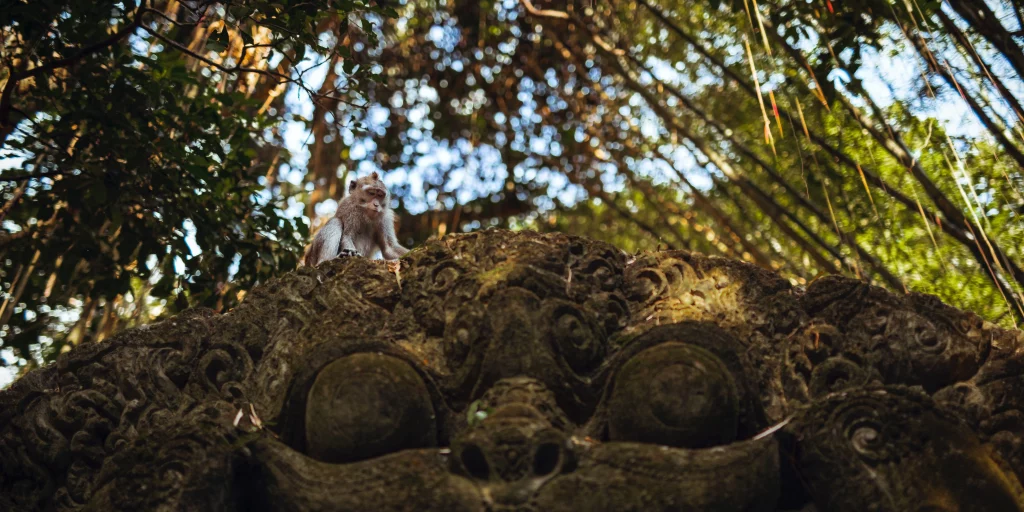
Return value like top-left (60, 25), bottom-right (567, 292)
top-left (2, 230), bottom-right (1023, 511)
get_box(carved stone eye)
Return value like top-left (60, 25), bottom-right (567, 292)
top-left (304, 353), bottom-right (436, 463)
top-left (607, 342), bottom-right (740, 449)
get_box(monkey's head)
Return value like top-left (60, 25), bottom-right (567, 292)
top-left (349, 171), bottom-right (389, 217)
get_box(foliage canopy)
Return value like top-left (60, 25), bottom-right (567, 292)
top-left (2, 0), bottom-right (1024, 379)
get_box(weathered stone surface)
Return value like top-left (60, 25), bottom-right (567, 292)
top-left (1, 229), bottom-right (1023, 511)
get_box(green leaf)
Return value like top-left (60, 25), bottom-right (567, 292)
top-left (207, 30), bottom-right (230, 53)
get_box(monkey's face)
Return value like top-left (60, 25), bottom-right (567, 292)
top-left (350, 176), bottom-right (389, 217)
top-left (358, 185), bottom-right (388, 216)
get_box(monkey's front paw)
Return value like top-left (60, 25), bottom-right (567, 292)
top-left (338, 249), bottom-right (361, 258)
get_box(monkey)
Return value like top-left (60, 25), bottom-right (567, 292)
top-left (303, 171), bottom-right (409, 267)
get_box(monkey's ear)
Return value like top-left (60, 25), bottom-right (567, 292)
top-left (370, 171), bottom-right (380, 181)
top-left (349, 180), bottom-right (357, 192)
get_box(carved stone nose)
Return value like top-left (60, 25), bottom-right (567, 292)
top-left (455, 436), bottom-right (567, 483)
top-left (453, 432), bottom-right (571, 507)
top-left (450, 401), bottom-right (574, 507)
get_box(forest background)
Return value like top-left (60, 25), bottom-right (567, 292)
top-left (2, 0), bottom-right (1023, 387)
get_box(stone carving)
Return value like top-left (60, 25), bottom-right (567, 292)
top-left (1, 229), bottom-right (1022, 511)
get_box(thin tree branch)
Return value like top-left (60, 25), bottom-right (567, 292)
top-left (937, 9), bottom-right (1024, 125)
top-left (621, 52), bottom-right (900, 286)
top-left (539, 14), bottom-right (864, 281)
top-left (896, 21), bottom-right (1024, 170)
top-left (140, 25), bottom-right (294, 82)
top-left (520, 0), bottom-right (570, 19)
top-left (0, 169), bottom-right (77, 182)
top-left (0, 180), bottom-right (27, 223)
top-left (630, 0), bottom-right (1021, 312)
top-left (946, 0), bottom-right (1024, 81)
top-left (140, 24), bottom-right (366, 109)
top-left (770, 27), bottom-right (1024, 313)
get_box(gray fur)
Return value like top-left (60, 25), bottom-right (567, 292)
top-left (304, 173), bottom-right (409, 266)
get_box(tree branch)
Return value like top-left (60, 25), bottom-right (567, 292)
top-left (519, 0), bottom-right (569, 19)
top-left (140, 25), bottom-right (294, 82)
top-left (140, 24), bottom-right (366, 109)
top-left (946, 0), bottom-right (1024, 81)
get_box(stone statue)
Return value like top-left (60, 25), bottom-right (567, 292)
top-left (1, 229), bottom-right (1022, 511)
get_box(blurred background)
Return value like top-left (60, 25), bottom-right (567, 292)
top-left (2, 0), bottom-right (1023, 386)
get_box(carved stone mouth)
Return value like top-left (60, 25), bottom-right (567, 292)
top-left (2, 230), bottom-right (1023, 512)
top-left (246, 420), bottom-right (780, 512)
